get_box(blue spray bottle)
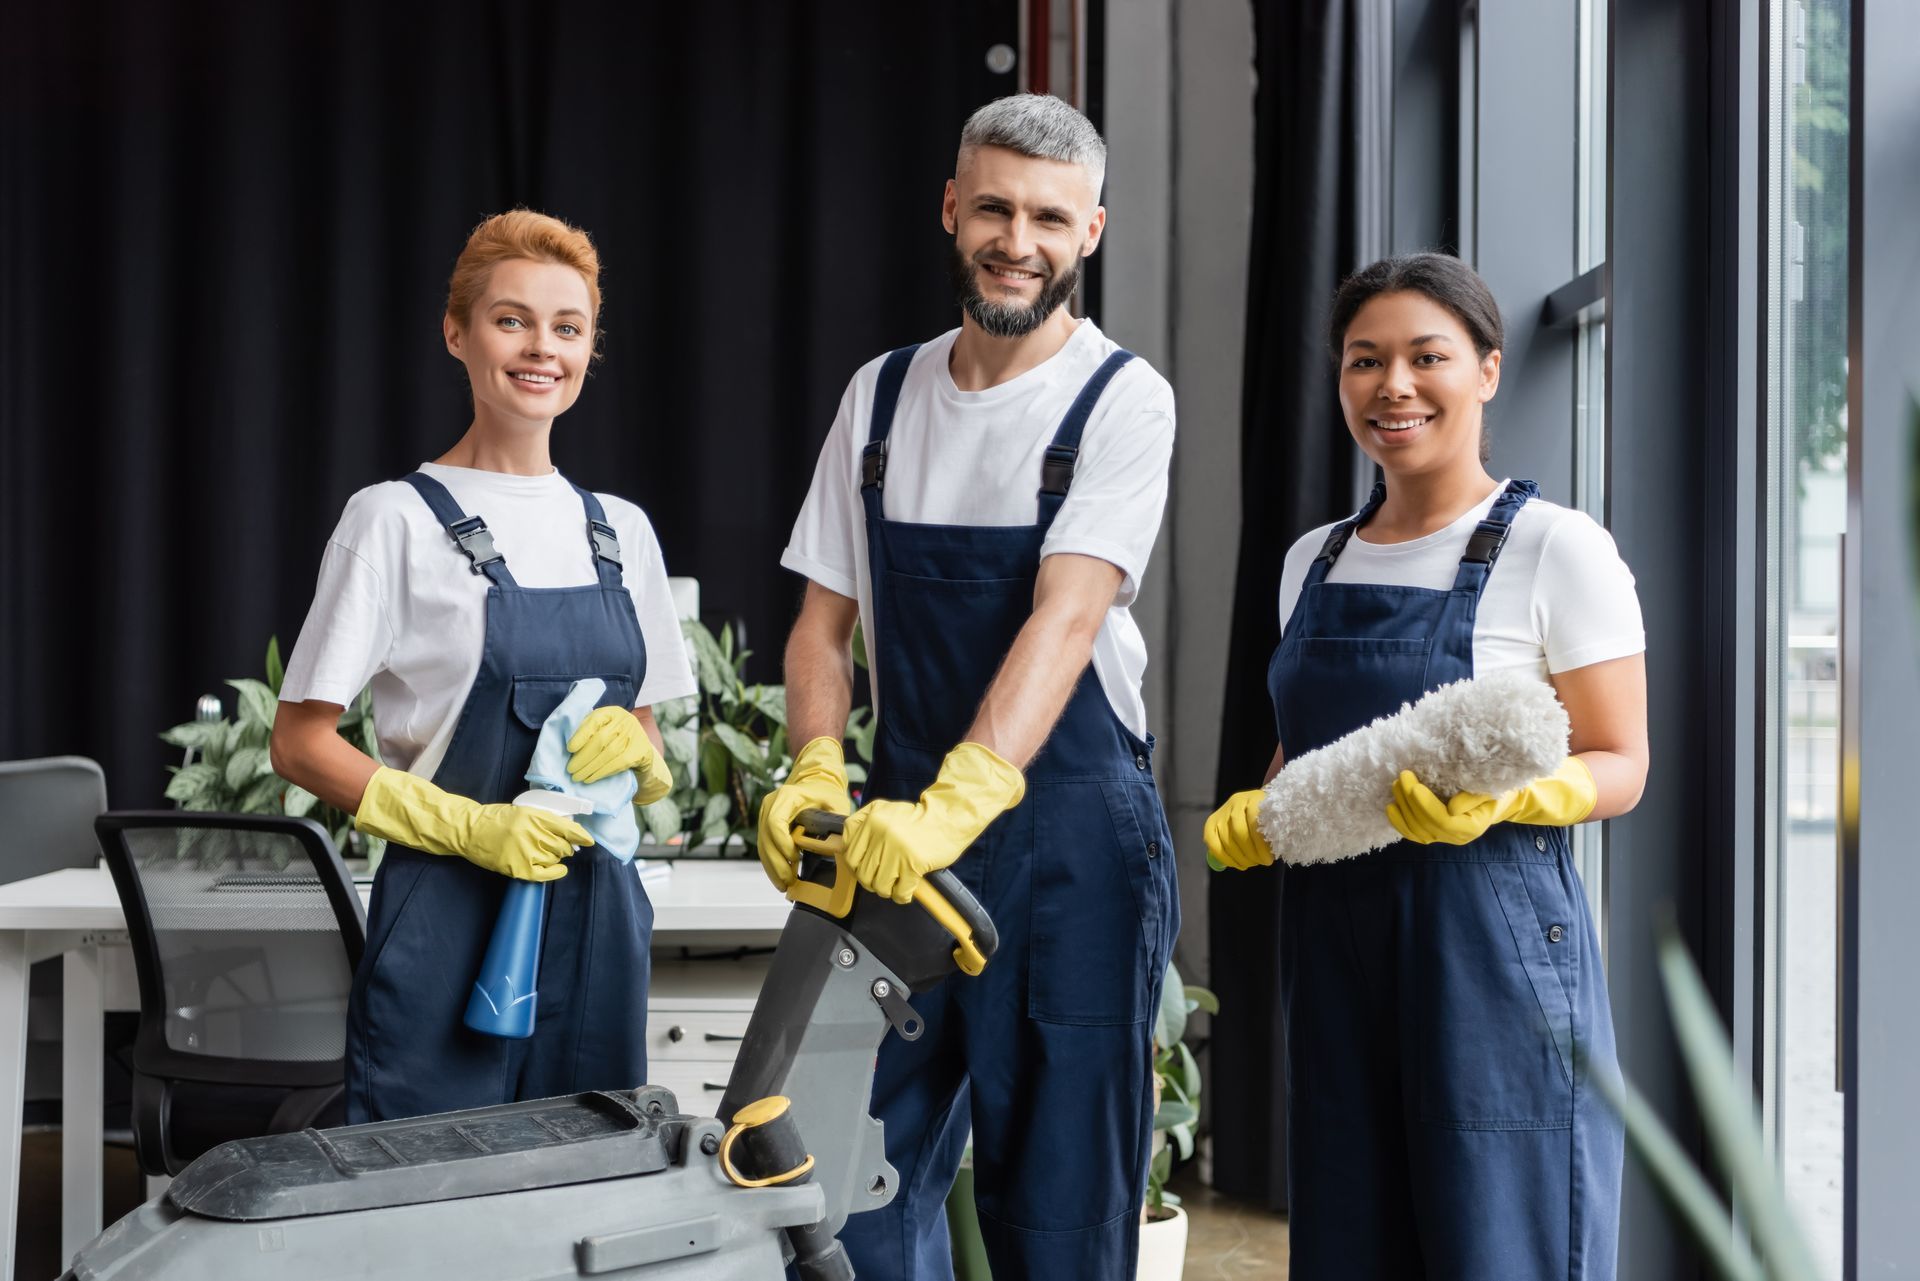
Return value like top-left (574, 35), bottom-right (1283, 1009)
top-left (463, 788), bottom-right (595, 1039)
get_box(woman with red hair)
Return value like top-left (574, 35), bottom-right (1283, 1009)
top-left (271, 211), bottom-right (696, 1122)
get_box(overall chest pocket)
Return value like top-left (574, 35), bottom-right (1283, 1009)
top-left (1272, 636), bottom-right (1432, 754)
top-left (501, 674), bottom-right (637, 790)
top-left (877, 571), bottom-right (1032, 754)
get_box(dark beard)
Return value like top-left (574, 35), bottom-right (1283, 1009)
top-left (948, 244), bottom-right (1083, 339)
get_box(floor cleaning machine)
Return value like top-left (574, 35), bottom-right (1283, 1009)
top-left (63, 812), bottom-right (996, 1281)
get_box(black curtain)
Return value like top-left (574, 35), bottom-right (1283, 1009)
top-left (0, 0), bottom-right (1017, 805)
top-left (1207, 0), bottom-right (1376, 1212)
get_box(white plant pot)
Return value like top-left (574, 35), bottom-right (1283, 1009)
top-left (1137, 1203), bottom-right (1189, 1281)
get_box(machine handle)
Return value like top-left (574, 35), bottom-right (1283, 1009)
top-left (704, 1032), bottom-right (744, 1043)
top-left (788, 808), bottom-right (993, 976)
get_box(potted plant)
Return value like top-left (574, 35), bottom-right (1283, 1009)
top-left (1141, 959), bottom-right (1217, 1279)
top-left (159, 637), bottom-right (383, 868)
top-left (639, 618), bottom-right (874, 856)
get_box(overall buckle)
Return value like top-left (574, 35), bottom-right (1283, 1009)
top-left (1039, 444), bottom-right (1078, 497)
top-left (1461, 519), bottom-right (1512, 565)
top-left (447, 516), bottom-right (503, 575)
top-left (589, 519), bottom-right (622, 566)
top-left (861, 440), bottom-right (888, 489)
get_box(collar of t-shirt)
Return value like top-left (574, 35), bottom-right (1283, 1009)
top-left (1348, 478), bottom-right (1513, 557)
top-left (928, 317), bottom-right (1104, 409)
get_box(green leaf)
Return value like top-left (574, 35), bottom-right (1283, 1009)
top-left (225, 745), bottom-right (272, 792)
top-left (1176, 1041), bottom-right (1202, 1099)
top-left (1654, 922), bottom-right (1824, 1281)
top-left (664, 725), bottom-right (699, 771)
top-left (746, 684), bottom-right (788, 728)
top-left (1591, 1062), bottom-right (1763, 1281)
top-left (700, 737), bottom-right (731, 798)
top-left (850, 620), bottom-right (869, 670)
top-left (236, 718), bottom-right (272, 754)
top-left (1155, 962), bottom-right (1188, 1051)
top-left (700, 793), bottom-right (731, 843)
top-left (1144, 1141), bottom-right (1172, 1209)
top-left (713, 723), bottom-right (768, 774)
top-left (681, 621), bottom-right (733, 698)
top-left (264, 636), bottom-right (285, 693)
top-left (1184, 985), bottom-right (1220, 1016)
top-left (844, 762), bottom-right (868, 786)
top-left (160, 720), bottom-right (230, 751)
top-left (227, 678), bottom-right (279, 732)
top-left (237, 774), bottom-right (282, 813)
top-left (1170, 1122), bottom-right (1195, 1161)
top-left (639, 795), bottom-right (683, 844)
top-left (1152, 1100), bottom-right (1198, 1132)
top-left (283, 784), bottom-right (319, 819)
top-left (164, 763), bottom-right (221, 808)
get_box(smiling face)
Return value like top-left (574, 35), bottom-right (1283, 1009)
top-left (1338, 290), bottom-right (1502, 479)
top-left (444, 257), bottom-right (594, 429)
top-left (942, 144), bottom-right (1106, 339)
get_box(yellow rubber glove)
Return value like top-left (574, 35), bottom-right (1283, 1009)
top-left (1386, 757), bottom-right (1598, 847)
top-left (355, 766), bottom-right (593, 882)
top-left (839, 742), bottom-right (1025, 904)
top-left (566, 705), bottom-right (674, 804)
top-left (1203, 790), bottom-right (1274, 871)
top-left (754, 737), bottom-right (853, 890)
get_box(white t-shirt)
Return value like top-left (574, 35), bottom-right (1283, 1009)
top-left (782, 320), bottom-right (1175, 739)
top-left (1275, 483), bottom-right (1645, 686)
top-left (281, 462), bottom-right (698, 780)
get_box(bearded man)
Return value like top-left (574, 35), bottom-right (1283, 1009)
top-left (759, 93), bottom-right (1181, 1280)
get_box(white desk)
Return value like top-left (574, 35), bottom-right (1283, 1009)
top-left (0, 859), bottom-right (788, 1281)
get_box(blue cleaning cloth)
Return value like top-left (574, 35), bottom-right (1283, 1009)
top-left (523, 678), bottom-right (642, 862)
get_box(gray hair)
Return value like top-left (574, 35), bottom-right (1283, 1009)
top-left (957, 94), bottom-right (1107, 198)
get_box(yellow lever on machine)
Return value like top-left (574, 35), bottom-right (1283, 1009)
top-left (787, 813), bottom-right (989, 977)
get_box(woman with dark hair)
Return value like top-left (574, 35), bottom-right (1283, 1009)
top-left (1206, 253), bottom-right (1647, 1279)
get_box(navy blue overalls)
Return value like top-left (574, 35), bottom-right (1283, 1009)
top-left (835, 346), bottom-right (1181, 1280)
top-left (1269, 480), bottom-right (1623, 1280)
top-left (344, 471), bottom-right (655, 1123)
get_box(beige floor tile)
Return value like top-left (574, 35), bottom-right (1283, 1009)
top-left (1173, 1171), bottom-right (1291, 1278)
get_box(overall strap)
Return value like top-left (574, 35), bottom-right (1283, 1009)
top-left (1302, 481), bottom-right (1387, 589)
top-left (570, 483), bottom-right (625, 590)
top-left (402, 472), bottom-right (517, 588)
top-left (859, 344), bottom-right (923, 522)
top-left (1448, 478), bottom-right (1539, 593)
top-left (1036, 349), bottom-right (1137, 526)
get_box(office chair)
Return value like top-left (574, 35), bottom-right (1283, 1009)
top-left (95, 811), bottom-right (366, 1175)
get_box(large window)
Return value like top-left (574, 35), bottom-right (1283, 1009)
top-left (1764, 0), bottom-right (1850, 1274)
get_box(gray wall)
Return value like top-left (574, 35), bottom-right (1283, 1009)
top-left (1102, 0), bottom-right (1256, 994)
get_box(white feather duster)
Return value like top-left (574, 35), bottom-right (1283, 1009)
top-left (1255, 673), bottom-right (1570, 867)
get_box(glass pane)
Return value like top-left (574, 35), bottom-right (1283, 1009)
top-left (1572, 0), bottom-right (1608, 934)
top-left (1766, 0), bottom-right (1850, 1274)
top-left (1577, 0), bottom-right (1607, 274)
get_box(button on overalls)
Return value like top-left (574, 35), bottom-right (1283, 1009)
top-left (1269, 479), bottom-right (1623, 1279)
top-left (344, 472), bottom-right (655, 1123)
top-left (835, 346), bottom-right (1181, 1280)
